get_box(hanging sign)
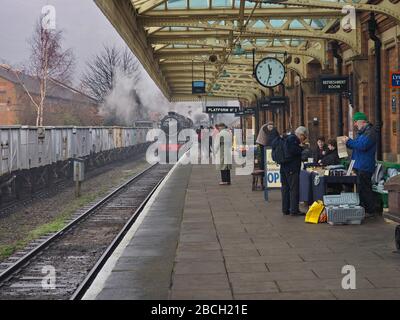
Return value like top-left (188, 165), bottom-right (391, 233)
top-left (192, 81), bottom-right (206, 94)
top-left (390, 71), bottom-right (400, 88)
top-left (243, 108), bottom-right (256, 115)
top-left (206, 106), bottom-right (240, 114)
top-left (261, 97), bottom-right (289, 110)
top-left (319, 75), bottom-right (349, 93)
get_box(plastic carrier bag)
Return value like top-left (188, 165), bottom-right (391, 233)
top-left (305, 201), bottom-right (325, 224)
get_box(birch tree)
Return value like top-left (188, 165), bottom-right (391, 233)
top-left (14, 19), bottom-right (75, 126)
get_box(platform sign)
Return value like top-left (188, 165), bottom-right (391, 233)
top-left (243, 108), bottom-right (256, 115)
top-left (192, 81), bottom-right (206, 94)
top-left (319, 75), bottom-right (349, 94)
top-left (235, 111), bottom-right (245, 117)
top-left (265, 149), bottom-right (281, 189)
top-left (390, 71), bottom-right (400, 88)
top-left (206, 106), bottom-right (240, 114)
top-left (261, 97), bottom-right (289, 110)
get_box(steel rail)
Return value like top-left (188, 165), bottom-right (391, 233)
top-left (70, 169), bottom-right (167, 300)
top-left (0, 163), bottom-right (159, 285)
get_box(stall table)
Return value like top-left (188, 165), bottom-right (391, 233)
top-left (300, 169), bottom-right (357, 204)
top-left (311, 172), bottom-right (357, 202)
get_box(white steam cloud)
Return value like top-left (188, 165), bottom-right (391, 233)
top-left (100, 61), bottom-right (239, 127)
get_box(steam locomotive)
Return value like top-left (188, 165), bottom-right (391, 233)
top-left (159, 112), bottom-right (194, 154)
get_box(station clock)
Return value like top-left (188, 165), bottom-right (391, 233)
top-left (254, 57), bottom-right (286, 88)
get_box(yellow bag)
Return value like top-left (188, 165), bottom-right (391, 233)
top-left (305, 201), bottom-right (325, 224)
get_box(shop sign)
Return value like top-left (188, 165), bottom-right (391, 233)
top-left (390, 72), bottom-right (400, 88)
top-left (265, 149), bottom-right (281, 189)
top-left (319, 75), bottom-right (349, 93)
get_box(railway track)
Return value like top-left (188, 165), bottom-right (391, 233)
top-left (0, 151), bottom-right (148, 217)
top-left (0, 163), bottom-right (172, 300)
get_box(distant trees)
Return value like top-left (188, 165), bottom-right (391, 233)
top-left (14, 19), bottom-right (75, 126)
top-left (81, 45), bottom-right (140, 102)
top-left (81, 45), bottom-right (146, 126)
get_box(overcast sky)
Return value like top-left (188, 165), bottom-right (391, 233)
top-left (0, 0), bottom-right (128, 82)
top-left (0, 0), bottom-right (238, 119)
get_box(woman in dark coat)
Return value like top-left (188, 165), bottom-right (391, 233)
top-left (320, 139), bottom-right (340, 166)
top-left (313, 137), bottom-right (328, 163)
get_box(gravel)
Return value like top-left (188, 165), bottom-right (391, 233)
top-left (0, 156), bottom-right (152, 261)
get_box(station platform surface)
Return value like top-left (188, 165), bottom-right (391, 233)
top-left (85, 163), bottom-right (400, 300)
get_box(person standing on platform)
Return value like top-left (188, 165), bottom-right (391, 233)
top-left (280, 126), bottom-right (308, 216)
top-left (256, 122), bottom-right (280, 172)
top-left (257, 121), bottom-right (280, 148)
top-left (344, 112), bottom-right (378, 217)
top-left (215, 123), bottom-right (232, 186)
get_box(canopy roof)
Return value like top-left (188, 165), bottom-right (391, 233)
top-left (95, 0), bottom-right (400, 102)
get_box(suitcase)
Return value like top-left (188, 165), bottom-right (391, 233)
top-left (323, 193), bottom-right (365, 226)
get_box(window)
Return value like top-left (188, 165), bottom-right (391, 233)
top-left (0, 90), bottom-right (7, 104)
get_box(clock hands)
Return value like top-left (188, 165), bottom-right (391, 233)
top-left (266, 64), bottom-right (272, 85)
top-left (256, 58), bottom-right (285, 88)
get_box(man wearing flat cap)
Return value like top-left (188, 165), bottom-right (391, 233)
top-left (344, 112), bottom-right (378, 217)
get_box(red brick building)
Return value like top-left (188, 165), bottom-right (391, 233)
top-left (0, 65), bottom-right (103, 126)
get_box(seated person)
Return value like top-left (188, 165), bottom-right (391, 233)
top-left (313, 137), bottom-right (328, 163)
top-left (319, 139), bottom-right (340, 166)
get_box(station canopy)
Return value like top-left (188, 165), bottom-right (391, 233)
top-left (95, 0), bottom-right (400, 102)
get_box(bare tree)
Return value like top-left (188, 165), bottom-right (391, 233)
top-left (81, 45), bottom-right (140, 102)
top-left (14, 19), bottom-right (75, 126)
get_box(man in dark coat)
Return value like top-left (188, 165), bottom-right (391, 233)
top-left (344, 112), bottom-right (378, 216)
top-left (280, 126), bottom-right (308, 216)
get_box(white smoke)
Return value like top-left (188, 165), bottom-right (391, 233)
top-left (100, 68), bottom-right (146, 125)
top-left (100, 60), bottom-right (239, 127)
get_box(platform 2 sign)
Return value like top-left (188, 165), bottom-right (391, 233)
top-left (206, 106), bottom-right (240, 114)
top-left (391, 72), bottom-right (400, 88)
top-left (319, 76), bottom-right (349, 94)
top-left (265, 149), bottom-right (281, 189)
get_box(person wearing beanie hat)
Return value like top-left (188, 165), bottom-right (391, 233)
top-left (353, 112), bottom-right (368, 122)
top-left (343, 112), bottom-right (379, 216)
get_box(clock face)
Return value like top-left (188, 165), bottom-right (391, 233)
top-left (255, 58), bottom-right (286, 88)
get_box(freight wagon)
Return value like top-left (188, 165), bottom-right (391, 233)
top-left (0, 126), bottom-right (152, 205)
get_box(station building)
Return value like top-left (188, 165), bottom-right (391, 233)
top-left (0, 65), bottom-right (102, 126)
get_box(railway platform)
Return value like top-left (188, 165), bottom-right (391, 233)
top-left (84, 163), bottom-right (400, 300)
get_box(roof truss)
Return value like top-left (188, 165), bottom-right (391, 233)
top-left (95, 0), bottom-right (399, 102)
